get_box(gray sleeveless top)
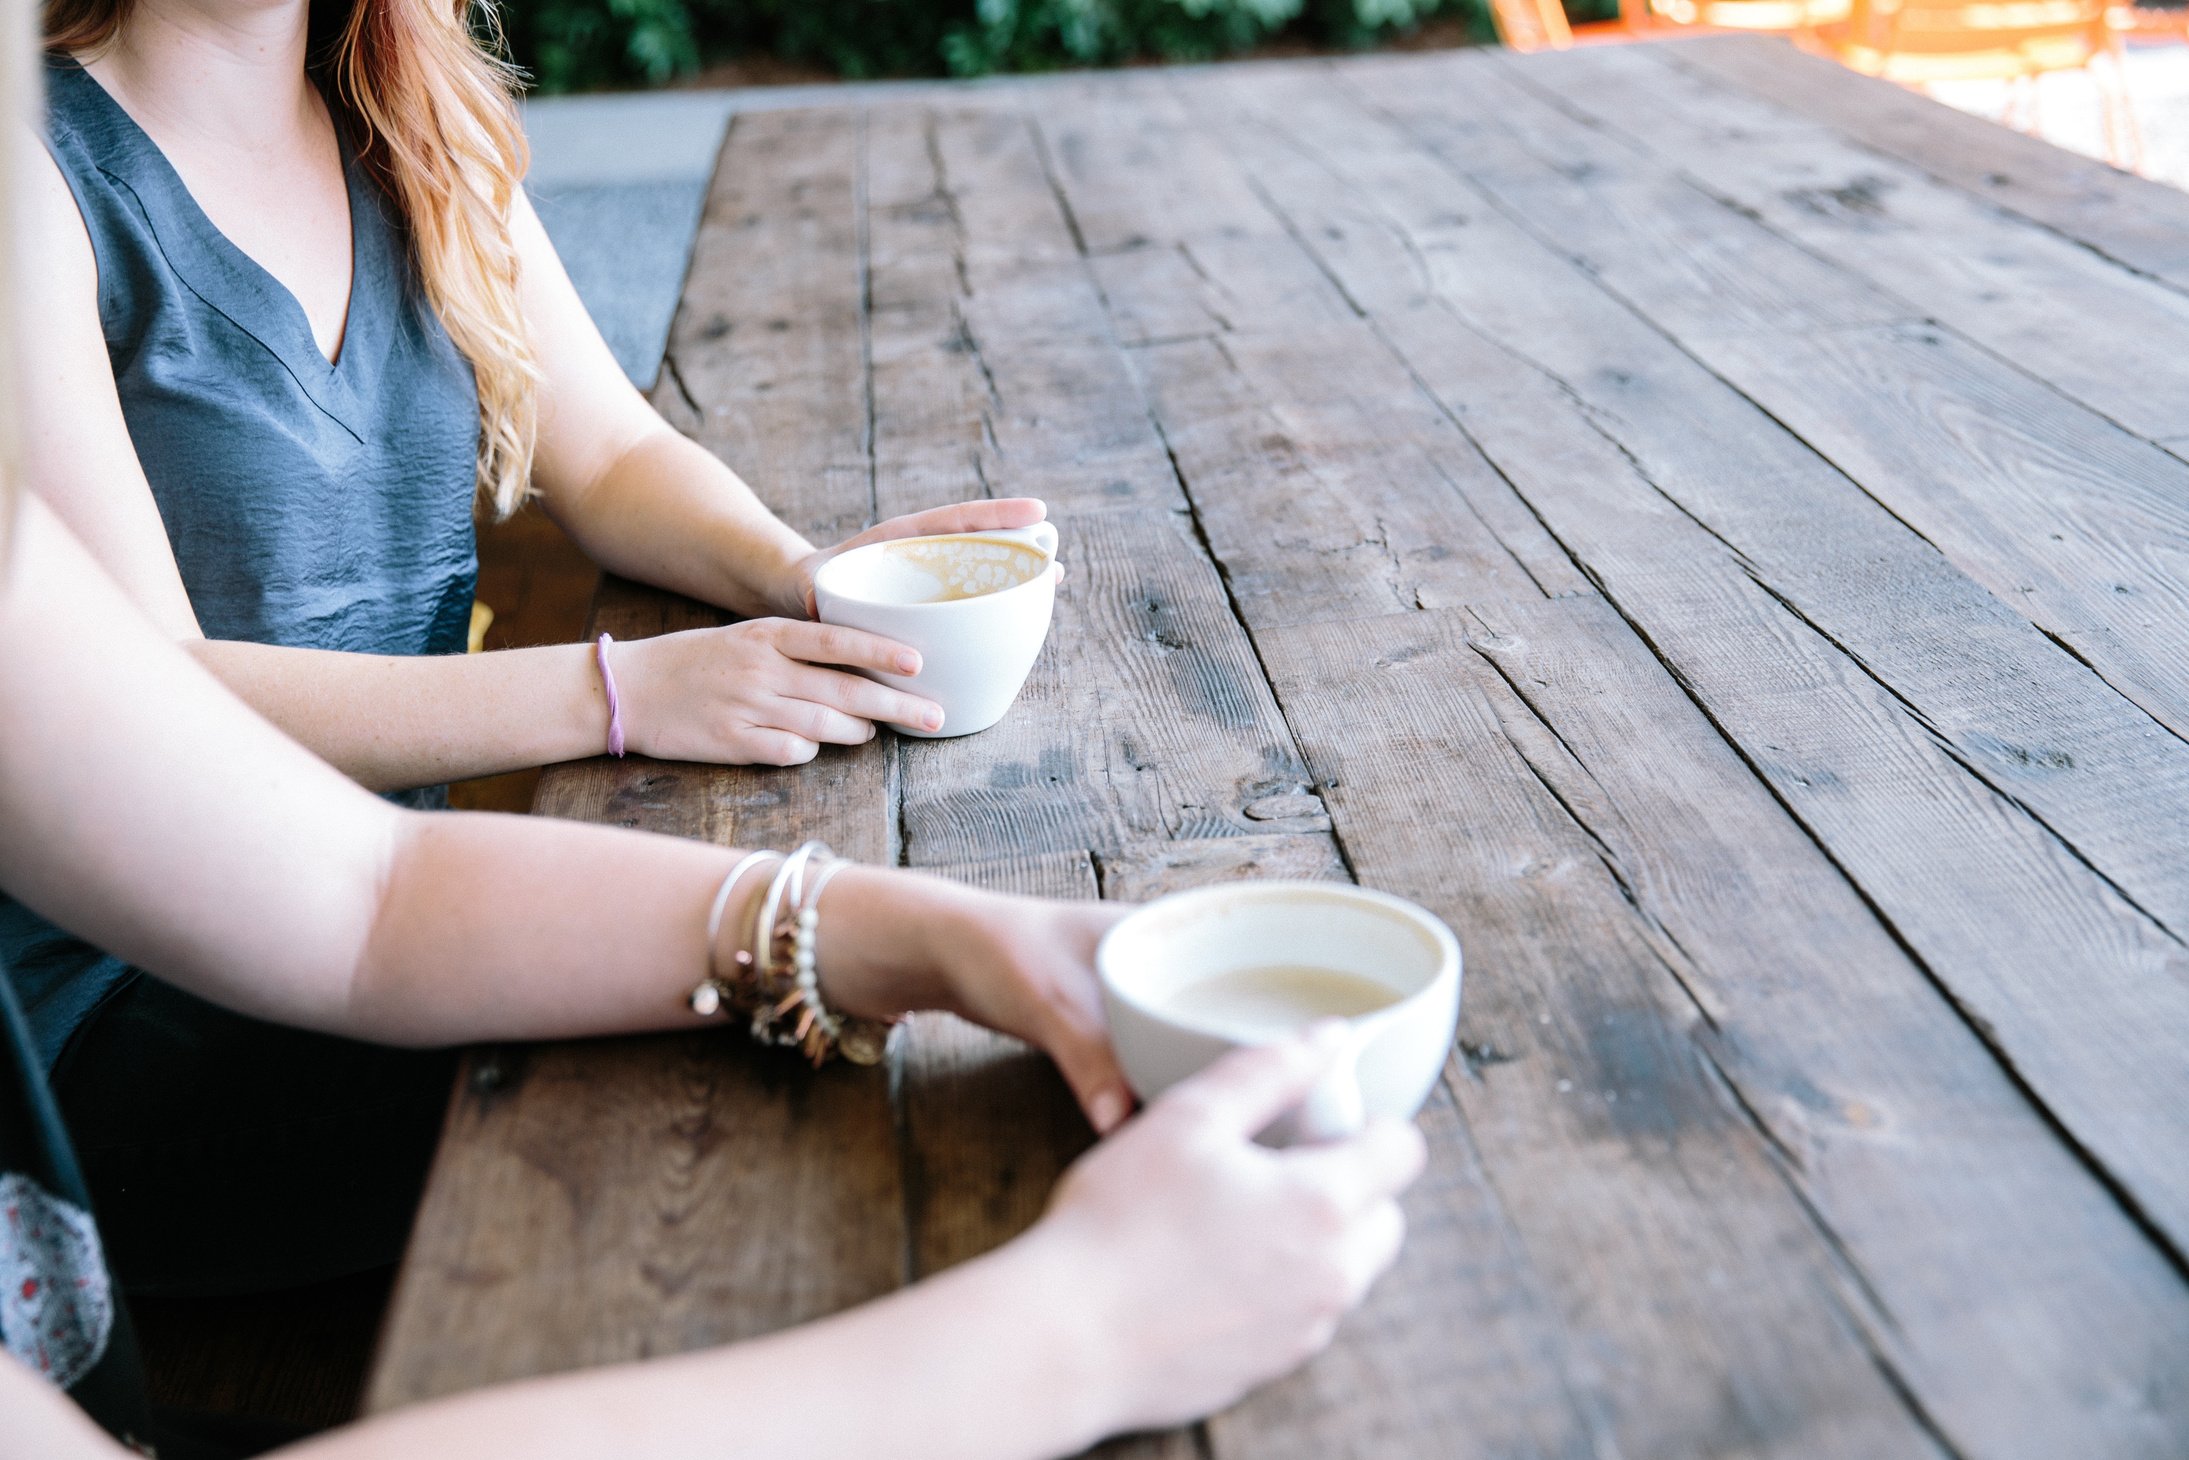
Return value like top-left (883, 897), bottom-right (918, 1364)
top-left (0, 56), bottom-right (481, 1069)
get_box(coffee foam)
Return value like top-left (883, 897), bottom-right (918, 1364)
top-left (859, 536), bottom-right (1047, 605)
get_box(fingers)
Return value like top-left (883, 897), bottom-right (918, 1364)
top-left (763, 696), bottom-right (876, 748)
top-left (1284, 1117), bottom-right (1427, 1215)
top-left (845, 498), bottom-right (1048, 549)
top-left (735, 729), bottom-right (820, 766)
top-left (771, 620), bottom-right (923, 678)
top-left (1156, 1022), bottom-right (1351, 1138)
top-left (783, 665), bottom-right (945, 734)
top-left (1045, 1015), bottom-right (1135, 1136)
top-left (1338, 1199), bottom-right (1407, 1302)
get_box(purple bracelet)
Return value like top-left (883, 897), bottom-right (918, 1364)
top-left (595, 632), bottom-right (627, 758)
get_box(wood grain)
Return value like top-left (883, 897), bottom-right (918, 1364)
top-left (1174, 60), bottom-right (2189, 942)
top-left (1680, 317), bottom-right (2189, 746)
top-left (1402, 51), bottom-right (2189, 745)
top-left (656, 107), bottom-right (874, 545)
top-left (1249, 608), bottom-right (1945, 1459)
top-left (1506, 42), bottom-right (2189, 441)
top-left (1189, 60), bottom-right (2189, 1255)
top-left (377, 45), bottom-right (2189, 1455)
top-left (1667, 35), bottom-right (2189, 288)
top-left (862, 100), bottom-right (1326, 865)
top-left (1463, 595), bottom-right (2189, 1456)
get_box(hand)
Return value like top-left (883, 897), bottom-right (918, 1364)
top-left (613, 620), bottom-right (945, 766)
top-left (814, 871), bottom-right (1133, 1132)
top-left (776, 498), bottom-right (1050, 619)
top-left (1028, 1030), bottom-right (1426, 1435)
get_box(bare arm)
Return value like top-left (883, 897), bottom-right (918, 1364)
top-left (0, 497), bottom-right (1127, 1092)
top-left (0, 517), bottom-right (1418, 1460)
top-left (3, 1028), bottom-right (1421, 1460)
top-left (15, 143), bottom-right (986, 789)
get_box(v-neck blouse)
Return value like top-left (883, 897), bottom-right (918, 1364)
top-left (4, 58), bottom-right (482, 1074)
top-left (40, 54), bottom-right (479, 660)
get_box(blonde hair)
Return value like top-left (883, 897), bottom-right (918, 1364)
top-left (44, 0), bottom-right (540, 518)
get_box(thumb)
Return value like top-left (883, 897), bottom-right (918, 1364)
top-left (1156, 1021), bottom-right (1351, 1139)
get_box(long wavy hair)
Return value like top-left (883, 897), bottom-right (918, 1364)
top-left (44, 0), bottom-right (539, 517)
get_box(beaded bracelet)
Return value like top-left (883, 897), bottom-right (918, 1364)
top-left (685, 841), bottom-right (896, 1066)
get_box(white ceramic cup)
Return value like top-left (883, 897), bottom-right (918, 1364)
top-left (1097, 881), bottom-right (1463, 1145)
top-left (812, 523), bottom-right (1060, 738)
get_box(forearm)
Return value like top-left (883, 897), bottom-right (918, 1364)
top-left (550, 429), bottom-right (813, 620)
top-left (188, 637), bottom-right (612, 792)
top-left (277, 1232), bottom-right (1108, 1460)
top-left (350, 823), bottom-right (961, 1046)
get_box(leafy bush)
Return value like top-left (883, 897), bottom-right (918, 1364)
top-left (495, 0), bottom-right (1491, 93)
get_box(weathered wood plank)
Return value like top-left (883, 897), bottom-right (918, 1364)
top-left (866, 105), bottom-right (1174, 518)
top-left (1303, 61), bottom-right (2189, 929)
top-left (1409, 50), bottom-right (2189, 742)
top-left (1249, 609), bottom-right (1945, 1459)
top-left (1506, 42), bottom-right (2189, 442)
top-left (902, 850), bottom-right (1102, 1283)
top-left (1464, 595), bottom-right (2189, 1456)
top-left (656, 108), bottom-right (873, 545)
top-left (1151, 49), bottom-right (2189, 1262)
top-left (365, 1036), bottom-right (902, 1409)
top-left (858, 102), bottom-right (1331, 865)
top-left (1664, 35), bottom-right (2189, 288)
top-left (1096, 830), bottom-right (1346, 901)
top-left (896, 502), bottom-right (1328, 862)
top-left (1246, 104), bottom-right (2189, 1256)
top-left (1034, 72), bottom-right (1280, 254)
top-left (1043, 80), bottom-right (1585, 622)
top-left (373, 104), bottom-right (905, 1412)
top-left (1192, 61), bottom-right (2189, 937)
top-left (1681, 317), bottom-right (2189, 745)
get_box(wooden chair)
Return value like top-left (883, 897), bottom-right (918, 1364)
top-left (1827, 0), bottom-right (2143, 168)
top-left (1645, 0), bottom-right (1851, 33)
top-left (1489, 0), bottom-right (1577, 52)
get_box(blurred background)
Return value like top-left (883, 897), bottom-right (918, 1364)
top-left (494, 0), bottom-right (1567, 92)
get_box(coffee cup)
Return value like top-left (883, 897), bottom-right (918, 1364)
top-left (812, 523), bottom-right (1060, 738)
top-left (1096, 881), bottom-right (1462, 1145)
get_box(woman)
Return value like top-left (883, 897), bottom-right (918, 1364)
top-left (28, 0), bottom-right (1012, 784)
top-left (0, 492), bottom-right (1423, 1457)
top-left (12, 0), bottom-right (1051, 1283)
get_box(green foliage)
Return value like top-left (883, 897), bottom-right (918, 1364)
top-left (495, 0), bottom-right (1490, 93)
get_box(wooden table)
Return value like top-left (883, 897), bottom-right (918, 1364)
top-left (367, 37), bottom-right (2189, 1455)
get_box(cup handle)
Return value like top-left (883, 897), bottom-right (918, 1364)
top-left (1293, 1040), bottom-right (1368, 1143)
top-left (982, 522), bottom-right (1059, 562)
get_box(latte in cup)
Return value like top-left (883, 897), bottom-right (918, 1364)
top-left (1160, 964), bottom-right (1404, 1040)
top-left (856, 535), bottom-right (1050, 604)
top-left (813, 523), bottom-right (1059, 738)
top-left (1098, 882), bottom-right (1462, 1145)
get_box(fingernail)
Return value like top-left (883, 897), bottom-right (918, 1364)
top-left (1089, 1087), bottom-right (1128, 1133)
top-left (897, 653), bottom-right (920, 674)
top-left (924, 708), bottom-right (945, 730)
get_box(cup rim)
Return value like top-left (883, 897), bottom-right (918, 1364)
top-left (1096, 880), bottom-right (1462, 1038)
top-left (813, 531), bottom-right (1060, 614)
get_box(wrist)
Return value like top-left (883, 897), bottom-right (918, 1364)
top-left (813, 866), bottom-right (972, 1018)
top-left (722, 527), bottom-right (816, 620)
top-left (958, 1225), bottom-right (1122, 1455)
